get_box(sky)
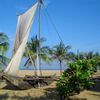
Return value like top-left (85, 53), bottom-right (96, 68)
top-left (0, 0), bottom-right (100, 57)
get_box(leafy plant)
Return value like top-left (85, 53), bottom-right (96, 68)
top-left (56, 59), bottom-right (97, 100)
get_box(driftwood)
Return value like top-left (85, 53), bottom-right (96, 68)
top-left (0, 73), bottom-right (57, 90)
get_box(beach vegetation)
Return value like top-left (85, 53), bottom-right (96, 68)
top-left (56, 59), bottom-right (97, 100)
top-left (70, 51), bottom-right (100, 71)
top-left (0, 32), bottom-right (9, 69)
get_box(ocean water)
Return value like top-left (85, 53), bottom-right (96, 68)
top-left (20, 60), bottom-right (67, 70)
top-left (20, 65), bottom-right (67, 70)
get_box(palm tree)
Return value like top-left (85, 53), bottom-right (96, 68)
top-left (24, 37), bottom-right (52, 76)
top-left (0, 32), bottom-right (9, 69)
top-left (71, 51), bottom-right (96, 61)
top-left (72, 51), bottom-right (100, 72)
top-left (51, 42), bottom-right (71, 75)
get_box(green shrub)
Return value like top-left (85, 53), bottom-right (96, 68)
top-left (56, 59), bottom-right (97, 100)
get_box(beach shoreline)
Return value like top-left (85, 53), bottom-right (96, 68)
top-left (17, 70), bottom-right (61, 77)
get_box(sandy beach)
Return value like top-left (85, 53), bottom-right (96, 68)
top-left (0, 71), bottom-right (100, 100)
top-left (17, 70), bottom-right (61, 77)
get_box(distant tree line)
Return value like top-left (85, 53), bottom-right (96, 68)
top-left (0, 32), bottom-right (100, 74)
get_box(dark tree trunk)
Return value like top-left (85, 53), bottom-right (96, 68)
top-left (59, 93), bottom-right (66, 100)
top-left (59, 61), bottom-right (62, 75)
top-left (34, 66), bottom-right (37, 76)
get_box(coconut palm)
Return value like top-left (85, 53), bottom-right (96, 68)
top-left (0, 32), bottom-right (9, 68)
top-left (24, 37), bottom-right (52, 76)
top-left (51, 42), bottom-right (71, 75)
top-left (71, 51), bottom-right (96, 61)
top-left (72, 51), bottom-right (100, 72)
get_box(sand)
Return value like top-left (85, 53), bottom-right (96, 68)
top-left (17, 70), bottom-right (61, 77)
top-left (0, 81), bottom-right (59, 100)
top-left (0, 71), bottom-right (100, 100)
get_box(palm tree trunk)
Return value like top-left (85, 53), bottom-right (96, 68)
top-left (34, 65), bottom-right (37, 76)
top-left (39, 66), bottom-right (42, 76)
top-left (31, 57), bottom-right (37, 76)
top-left (59, 61), bottom-right (62, 75)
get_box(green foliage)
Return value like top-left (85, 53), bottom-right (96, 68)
top-left (51, 42), bottom-right (71, 75)
top-left (0, 33), bottom-right (9, 54)
top-left (56, 59), bottom-right (97, 99)
top-left (24, 37), bottom-right (52, 68)
top-left (0, 32), bottom-right (9, 68)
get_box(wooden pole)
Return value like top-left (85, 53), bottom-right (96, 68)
top-left (38, 0), bottom-right (42, 76)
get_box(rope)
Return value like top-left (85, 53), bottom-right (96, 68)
top-left (42, 0), bottom-right (65, 45)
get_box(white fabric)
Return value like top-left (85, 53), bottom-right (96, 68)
top-left (13, 3), bottom-right (38, 54)
top-left (4, 3), bottom-right (38, 76)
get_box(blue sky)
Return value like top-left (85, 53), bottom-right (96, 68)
top-left (0, 0), bottom-right (100, 57)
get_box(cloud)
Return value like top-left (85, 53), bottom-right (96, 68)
top-left (43, 0), bottom-right (51, 7)
top-left (9, 35), bottom-right (14, 42)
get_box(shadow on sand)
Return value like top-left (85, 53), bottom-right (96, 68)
top-left (0, 87), bottom-right (60, 100)
top-left (87, 77), bottom-right (100, 99)
top-left (2, 83), bottom-right (23, 90)
top-left (0, 76), bottom-right (100, 100)
top-left (89, 76), bottom-right (100, 92)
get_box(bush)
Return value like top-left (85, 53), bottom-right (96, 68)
top-left (56, 59), bottom-right (97, 100)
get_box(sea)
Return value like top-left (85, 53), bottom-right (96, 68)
top-left (20, 66), bottom-right (67, 70)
